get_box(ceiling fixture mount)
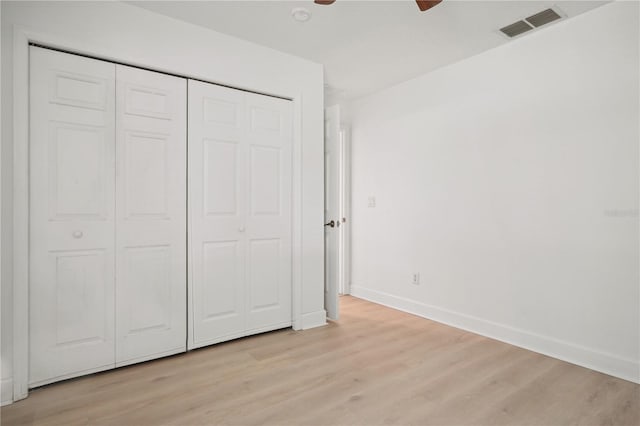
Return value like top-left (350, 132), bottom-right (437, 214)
top-left (291, 7), bottom-right (312, 22)
top-left (314, 0), bottom-right (442, 12)
top-left (415, 0), bottom-right (443, 12)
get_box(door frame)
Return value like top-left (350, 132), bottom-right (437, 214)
top-left (338, 126), bottom-right (352, 295)
top-left (324, 105), bottom-right (340, 319)
top-left (11, 26), bottom-right (305, 402)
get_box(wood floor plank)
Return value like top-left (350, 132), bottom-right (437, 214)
top-left (1, 296), bottom-right (638, 426)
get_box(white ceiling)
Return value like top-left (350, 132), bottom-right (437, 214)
top-left (129, 0), bottom-right (608, 102)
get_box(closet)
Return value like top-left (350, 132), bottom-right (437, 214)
top-left (28, 46), bottom-right (293, 387)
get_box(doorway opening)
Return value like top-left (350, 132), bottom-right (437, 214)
top-left (324, 105), bottom-right (351, 320)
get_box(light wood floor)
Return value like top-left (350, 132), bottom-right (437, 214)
top-left (2, 296), bottom-right (638, 426)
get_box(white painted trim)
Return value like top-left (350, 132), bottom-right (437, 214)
top-left (12, 26), bottom-right (31, 403)
top-left (0, 2), bottom-right (3, 407)
top-left (300, 310), bottom-right (327, 330)
top-left (1, 378), bottom-right (13, 407)
top-left (339, 125), bottom-right (352, 295)
top-left (351, 285), bottom-right (640, 384)
top-left (11, 25), bottom-right (307, 401)
top-left (186, 153), bottom-right (195, 351)
top-left (291, 91), bottom-right (304, 331)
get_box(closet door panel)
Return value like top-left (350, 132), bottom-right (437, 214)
top-left (189, 80), bottom-right (246, 348)
top-left (115, 65), bottom-right (187, 365)
top-left (29, 47), bottom-right (116, 386)
top-left (245, 94), bottom-right (293, 331)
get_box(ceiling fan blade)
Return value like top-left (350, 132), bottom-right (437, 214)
top-left (416, 0), bottom-right (442, 12)
top-left (314, 0), bottom-right (336, 4)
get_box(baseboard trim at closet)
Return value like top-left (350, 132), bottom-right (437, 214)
top-left (300, 310), bottom-right (327, 330)
top-left (1, 377), bottom-right (14, 406)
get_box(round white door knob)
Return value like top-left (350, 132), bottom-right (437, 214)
top-left (72, 230), bottom-right (83, 239)
top-left (238, 226), bottom-right (245, 232)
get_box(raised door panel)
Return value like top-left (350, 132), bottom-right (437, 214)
top-left (115, 65), bottom-right (187, 365)
top-left (48, 124), bottom-right (108, 220)
top-left (122, 246), bottom-right (171, 333)
top-left (29, 47), bottom-right (116, 386)
top-left (188, 81), bottom-right (246, 348)
top-left (203, 97), bottom-right (240, 128)
top-left (198, 241), bottom-right (244, 340)
top-left (245, 93), bottom-right (292, 332)
top-left (202, 242), bottom-right (239, 317)
top-left (50, 250), bottom-right (109, 346)
top-left (250, 146), bottom-right (281, 216)
top-left (125, 85), bottom-right (171, 120)
top-left (50, 71), bottom-right (108, 110)
top-left (248, 239), bottom-right (281, 311)
top-left (124, 132), bottom-right (169, 218)
top-left (204, 139), bottom-right (239, 216)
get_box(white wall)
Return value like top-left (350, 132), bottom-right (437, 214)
top-left (1, 0), bottom-right (325, 404)
top-left (350, 1), bottom-right (639, 383)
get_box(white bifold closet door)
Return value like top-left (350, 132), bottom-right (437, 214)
top-left (115, 65), bottom-right (187, 366)
top-left (29, 48), bottom-right (117, 385)
top-left (188, 80), bottom-right (293, 349)
top-left (29, 46), bottom-right (186, 386)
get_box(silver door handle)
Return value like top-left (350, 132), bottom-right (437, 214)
top-left (72, 230), bottom-right (83, 239)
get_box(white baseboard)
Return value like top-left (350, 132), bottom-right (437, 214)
top-left (1, 377), bottom-right (13, 406)
top-left (351, 285), bottom-right (640, 384)
top-left (301, 310), bottom-right (327, 330)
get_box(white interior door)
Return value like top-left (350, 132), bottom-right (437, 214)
top-left (324, 105), bottom-right (341, 320)
top-left (188, 80), bottom-right (292, 349)
top-left (29, 46), bottom-right (116, 386)
top-left (244, 92), bottom-right (293, 332)
top-left (115, 65), bottom-right (187, 366)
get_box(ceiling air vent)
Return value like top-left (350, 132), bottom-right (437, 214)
top-left (499, 7), bottom-right (565, 39)
top-left (526, 8), bottom-right (562, 28)
top-left (500, 20), bottom-right (534, 38)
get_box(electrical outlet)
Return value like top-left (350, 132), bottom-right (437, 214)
top-left (412, 273), bottom-right (420, 285)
